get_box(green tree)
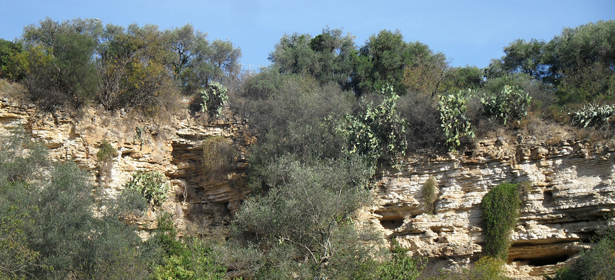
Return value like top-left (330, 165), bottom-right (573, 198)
top-left (269, 27), bottom-right (356, 88)
top-left (97, 23), bottom-right (177, 113)
top-left (167, 24), bottom-right (241, 94)
top-left (0, 39), bottom-right (24, 80)
top-left (20, 18), bottom-right (102, 109)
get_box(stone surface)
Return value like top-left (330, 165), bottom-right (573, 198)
top-left (3, 93), bottom-right (615, 279)
top-left (0, 95), bottom-right (254, 235)
top-left (369, 137), bottom-right (615, 279)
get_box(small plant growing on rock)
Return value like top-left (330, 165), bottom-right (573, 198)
top-left (422, 176), bottom-right (438, 214)
top-left (96, 139), bottom-right (118, 187)
top-left (96, 139), bottom-right (118, 162)
top-left (124, 171), bottom-right (169, 206)
top-left (481, 182), bottom-right (522, 260)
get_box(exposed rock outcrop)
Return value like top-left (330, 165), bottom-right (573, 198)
top-left (3, 93), bottom-right (614, 279)
top-left (370, 136), bottom-right (615, 279)
top-left (0, 95), bottom-right (254, 236)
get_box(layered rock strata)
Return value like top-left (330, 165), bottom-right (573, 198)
top-left (371, 137), bottom-right (615, 279)
top-left (0, 96), bottom-right (253, 236)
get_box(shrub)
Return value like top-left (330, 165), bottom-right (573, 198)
top-left (430, 256), bottom-right (509, 280)
top-left (397, 91), bottom-right (445, 150)
top-left (377, 242), bottom-right (427, 280)
top-left (438, 89), bottom-right (475, 151)
top-left (547, 229), bottom-right (615, 280)
top-left (149, 214), bottom-right (226, 280)
top-left (481, 85), bottom-right (532, 125)
top-left (197, 81), bottom-right (229, 117)
top-left (96, 139), bottom-right (118, 162)
top-left (336, 84), bottom-right (408, 165)
top-left (124, 171), bottom-right (170, 206)
top-left (202, 136), bottom-right (235, 182)
top-left (96, 139), bottom-right (117, 187)
top-left (568, 103), bottom-right (615, 129)
top-left (422, 176), bottom-right (438, 214)
top-left (481, 183), bottom-right (522, 260)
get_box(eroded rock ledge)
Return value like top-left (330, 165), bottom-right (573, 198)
top-left (370, 136), bottom-right (615, 279)
top-left (0, 96), bottom-right (254, 236)
top-left (3, 95), bottom-right (614, 279)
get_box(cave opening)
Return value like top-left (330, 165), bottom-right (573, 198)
top-left (380, 218), bottom-right (404, 230)
top-left (513, 254), bottom-right (571, 266)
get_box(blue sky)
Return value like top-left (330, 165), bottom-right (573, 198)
top-left (1, 0), bottom-right (613, 70)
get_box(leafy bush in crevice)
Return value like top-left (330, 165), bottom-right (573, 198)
top-left (568, 103), bottom-right (615, 129)
top-left (96, 139), bottom-right (117, 187)
top-left (335, 85), bottom-right (408, 165)
top-left (438, 89), bottom-right (475, 151)
top-left (96, 139), bottom-right (118, 162)
top-left (481, 85), bottom-right (532, 125)
top-left (481, 183), bottom-right (522, 261)
top-left (422, 176), bottom-right (438, 214)
top-left (202, 136), bottom-right (236, 182)
top-left (124, 171), bottom-right (170, 206)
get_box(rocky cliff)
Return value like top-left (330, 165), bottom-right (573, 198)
top-left (0, 95), bottom-right (254, 237)
top-left (2, 94), bottom-right (614, 279)
top-left (371, 136), bottom-right (615, 278)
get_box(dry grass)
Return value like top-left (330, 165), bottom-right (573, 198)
top-left (0, 78), bottom-right (28, 103)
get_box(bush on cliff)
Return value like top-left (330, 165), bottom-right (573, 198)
top-left (481, 183), bottom-right (522, 260)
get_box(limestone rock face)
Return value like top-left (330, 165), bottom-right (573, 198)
top-left (4, 94), bottom-right (615, 279)
top-left (0, 96), bottom-right (253, 235)
top-left (370, 137), bottom-right (615, 279)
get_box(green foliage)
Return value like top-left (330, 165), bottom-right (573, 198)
top-left (0, 128), bottom-right (152, 279)
top-left (199, 81), bottom-right (228, 117)
top-left (438, 89), bottom-right (475, 151)
top-left (557, 61), bottom-right (615, 103)
top-left (481, 85), bottom-right (532, 125)
top-left (352, 30), bottom-right (421, 95)
top-left (547, 230), bottom-right (615, 280)
top-left (124, 171), bottom-right (170, 206)
top-left (269, 27), bottom-right (356, 88)
top-left (167, 24), bottom-right (241, 95)
top-left (241, 75), bottom-right (353, 162)
top-left (150, 214), bottom-right (226, 280)
top-left (422, 176), bottom-right (438, 214)
top-left (569, 103), bottom-right (615, 129)
top-left (97, 23), bottom-right (179, 114)
top-left (233, 155), bottom-right (377, 278)
top-left (397, 91), bottom-right (445, 150)
top-left (96, 139), bottom-right (118, 162)
top-left (376, 242), bottom-right (426, 280)
top-left (481, 183), bottom-right (522, 261)
top-left (22, 18), bottom-right (101, 109)
top-left (489, 20), bottom-right (615, 103)
top-left (336, 85), bottom-right (408, 164)
top-left (0, 39), bottom-right (24, 80)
